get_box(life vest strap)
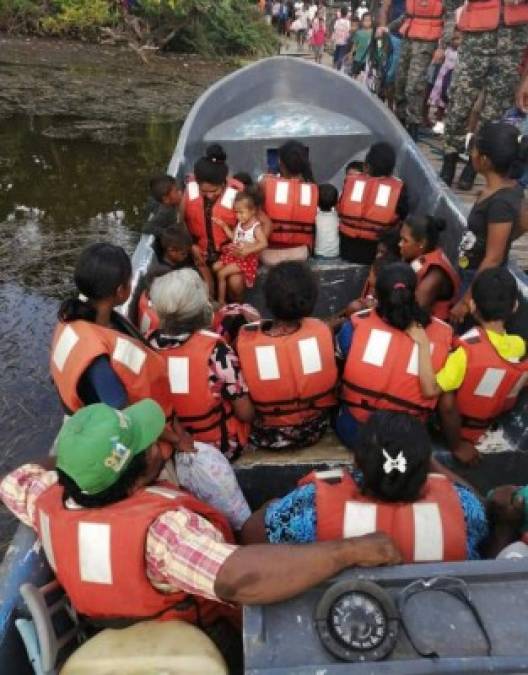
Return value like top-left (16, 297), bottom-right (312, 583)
top-left (342, 380), bottom-right (431, 415)
top-left (461, 415), bottom-right (495, 430)
top-left (251, 385), bottom-right (337, 409)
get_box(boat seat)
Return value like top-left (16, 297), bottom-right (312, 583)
top-left (16, 582), bottom-right (227, 675)
top-left (234, 430), bottom-right (355, 508)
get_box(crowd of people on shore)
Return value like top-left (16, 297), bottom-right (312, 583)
top-left (265, 0), bottom-right (528, 191)
top-left (2, 110), bottom-right (528, 667)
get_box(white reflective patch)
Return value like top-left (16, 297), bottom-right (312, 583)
top-left (362, 329), bottom-right (392, 367)
top-left (52, 325), bottom-right (79, 373)
top-left (275, 181), bottom-right (289, 205)
top-left (255, 345), bottom-right (280, 380)
top-left (413, 503), bottom-right (443, 562)
top-left (460, 327), bottom-right (480, 342)
top-left (343, 502), bottom-right (377, 538)
top-left (145, 486), bottom-right (181, 499)
top-left (375, 184), bottom-right (391, 208)
top-left (407, 342), bottom-right (434, 376)
top-left (112, 337), bottom-right (146, 375)
top-left (298, 337), bottom-right (322, 375)
top-left (139, 313), bottom-right (151, 336)
top-left (220, 186), bottom-right (237, 210)
top-left (474, 368), bottom-right (507, 398)
top-left (168, 356), bottom-right (190, 394)
top-left (410, 258), bottom-right (423, 273)
top-left (314, 468), bottom-right (344, 481)
top-left (78, 522), bottom-right (112, 584)
top-left (300, 184), bottom-right (312, 207)
top-left (507, 373), bottom-right (528, 399)
top-left (200, 329), bottom-right (222, 338)
top-left (39, 511), bottom-right (56, 571)
top-left (187, 181), bottom-right (199, 201)
top-left (350, 180), bottom-right (366, 203)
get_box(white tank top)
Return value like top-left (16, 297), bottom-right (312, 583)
top-left (233, 220), bottom-right (260, 245)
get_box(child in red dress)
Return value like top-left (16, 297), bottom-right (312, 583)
top-left (213, 190), bottom-right (268, 305)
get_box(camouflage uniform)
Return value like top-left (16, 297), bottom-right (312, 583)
top-left (444, 23), bottom-right (528, 155)
top-left (394, 0), bottom-right (460, 126)
top-left (394, 37), bottom-right (437, 125)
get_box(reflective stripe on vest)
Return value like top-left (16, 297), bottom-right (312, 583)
top-left (343, 501), bottom-right (444, 562)
top-left (52, 324), bottom-right (80, 372)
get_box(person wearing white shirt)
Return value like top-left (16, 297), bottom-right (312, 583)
top-left (314, 183), bottom-right (340, 258)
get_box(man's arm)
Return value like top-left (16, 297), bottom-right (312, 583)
top-left (215, 533), bottom-right (401, 605)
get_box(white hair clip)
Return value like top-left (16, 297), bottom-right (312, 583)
top-left (382, 449), bottom-right (407, 475)
top-left (519, 134), bottom-right (524, 144)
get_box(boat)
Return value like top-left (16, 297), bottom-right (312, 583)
top-left (2, 56), bottom-right (528, 674)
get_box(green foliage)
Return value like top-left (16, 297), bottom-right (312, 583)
top-left (0, 0), bottom-right (278, 56)
top-left (40, 0), bottom-right (117, 36)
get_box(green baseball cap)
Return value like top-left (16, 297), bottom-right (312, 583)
top-left (56, 399), bottom-right (166, 495)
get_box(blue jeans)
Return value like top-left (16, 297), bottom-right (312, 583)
top-left (333, 44), bottom-right (348, 70)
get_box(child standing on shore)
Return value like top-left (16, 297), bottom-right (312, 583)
top-left (214, 190), bottom-right (268, 305)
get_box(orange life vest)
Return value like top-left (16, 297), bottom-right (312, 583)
top-left (455, 327), bottom-right (528, 442)
top-left (298, 468), bottom-right (467, 562)
top-left (410, 248), bottom-right (460, 322)
top-left (237, 318), bottom-right (338, 426)
top-left (338, 174), bottom-right (403, 242)
top-left (35, 480), bottom-right (238, 626)
top-left (457, 0), bottom-right (528, 32)
top-left (183, 177), bottom-right (242, 256)
top-left (138, 290), bottom-right (160, 338)
top-left (158, 330), bottom-right (249, 452)
top-left (50, 320), bottom-right (171, 416)
top-left (400, 0), bottom-right (444, 40)
top-left (261, 175), bottom-right (318, 249)
top-left (342, 309), bottom-right (452, 422)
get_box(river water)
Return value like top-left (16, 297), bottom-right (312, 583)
top-left (0, 114), bottom-right (180, 549)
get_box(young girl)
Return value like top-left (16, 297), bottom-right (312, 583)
top-left (309, 9), bottom-right (326, 64)
top-left (213, 190), bottom-right (267, 305)
top-left (452, 122), bottom-right (528, 326)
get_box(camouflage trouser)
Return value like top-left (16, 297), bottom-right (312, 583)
top-left (444, 24), bottom-right (528, 155)
top-left (394, 38), bottom-right (437, 125)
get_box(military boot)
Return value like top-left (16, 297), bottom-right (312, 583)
top-left (457, 160), bottom-right (477, 191)
top-left (439, 152), bottom-right (458, 187)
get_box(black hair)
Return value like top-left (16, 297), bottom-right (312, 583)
top-left (149, 175), bottom-right (182, 203)
top-left (355, 411), bottom-right (431, 502)
top-left (375, 262), bottom-right (430, 329)
top-left (378, 226), bottom-right (402, 259)
top-left (264, 261), bottom-right (318, 320)
top-left (318, 183), bottom-right (339, 211)
top-left (234, 185), bottom-right (262, 209)
top-left (404, 214), bottom-right (446, 252)
top-left (193, 144), bottom-right (229, 186)
top-left (346, 160), bottom-right (364, 173)
top-left (475, 122), bottom-right (528, 179)
top-left (340, 5), bottom-right (348, 16)
top-left (160, 225), bottom-right (193, 252)
top-left (372, 250), bottom-right (400, 275)
top-left (472, 267), bottom-right (518, 323)
top-left (365, 141), bottom-right (396, 177)
top-left (233, 171), bottom-right (254, 187)
top-left (278, 141), bottom-right (315, 182)
top-left (58, 243), bottom-right (132, 323)
top-left (361, 11), bottom-right (371, 21)
top-left (57, 452), bottom-right (147, 508)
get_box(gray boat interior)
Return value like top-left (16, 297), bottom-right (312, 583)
top-left (2, 57), bottom-right (528, 674)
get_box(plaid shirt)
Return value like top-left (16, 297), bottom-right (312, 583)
top-left (0, 464), bottom-right (237, 601)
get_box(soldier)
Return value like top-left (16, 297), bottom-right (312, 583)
top-left (378, 0), bottom-right (458, 141)
top-left (440, 0), bottom-right (528, 190)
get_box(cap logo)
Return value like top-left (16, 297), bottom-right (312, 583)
top-left (104, 438), bottom-right (131, 473)
top-left (114, 410), bottom-right (130, 430)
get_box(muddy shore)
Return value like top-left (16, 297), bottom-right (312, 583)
top-left (0, 35), bottom-right (235, 132)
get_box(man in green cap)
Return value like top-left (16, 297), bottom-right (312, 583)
top-left (0, 399), bottom-right (401, 637)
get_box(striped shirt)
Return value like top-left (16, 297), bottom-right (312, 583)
top-left (0, 464), bottom-right (238, 601)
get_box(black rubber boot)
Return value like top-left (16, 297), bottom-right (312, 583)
top-left (439, 152), bottom-right (458, 187)
top-left (407, 123), bottom-right (419, 142)
top-left (457, 160), bottom-right (477, 191)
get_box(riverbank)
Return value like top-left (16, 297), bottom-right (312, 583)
top-left (0, 35), bottom-right (236, 133)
